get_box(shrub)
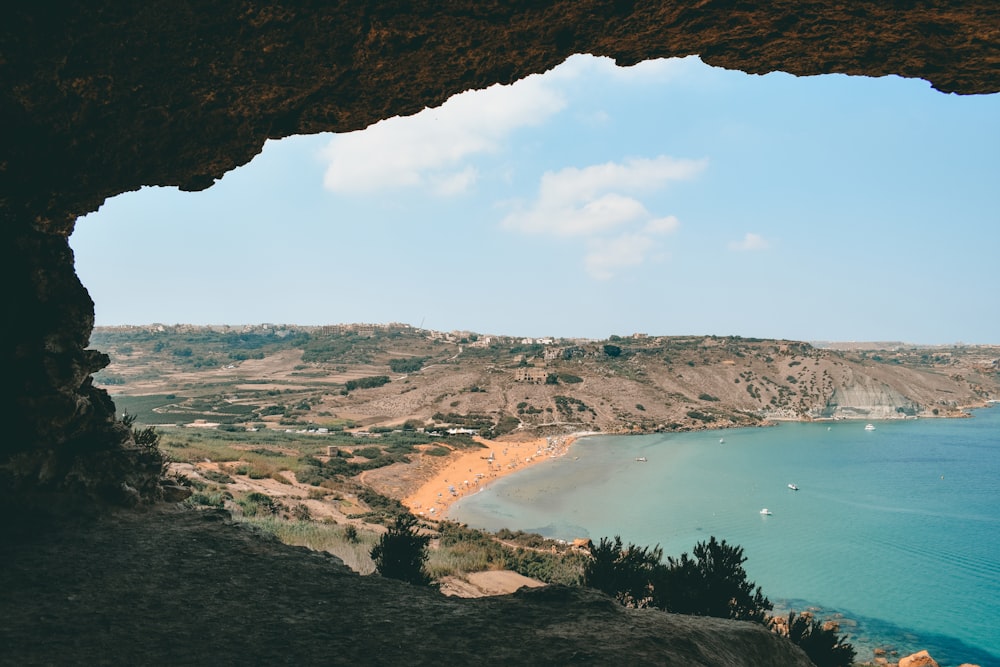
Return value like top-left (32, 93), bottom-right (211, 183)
top-left (201, 470), bottom-right (234, 484)
top-left (654, 537), bottom-right (772, 624)
top-left (345, 375), bottom-right (390, 391)
top-left (369, 514), bottom-right (432, 586)
top-left (773, 612), bottom-right (856, 667)
top-left (238, 491), bottom-right (277, 517)
top-left (389, 357), bottom-right (427, 373)
top-left (583, 536), bottom-right (662, 608)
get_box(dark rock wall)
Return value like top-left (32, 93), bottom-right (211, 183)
top-left (2, 1), bottom-right (998, 499)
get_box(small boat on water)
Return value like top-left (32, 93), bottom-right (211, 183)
top-left (788, 483), bottom-right (799, 491)
top-left (719, 437), bottom-right (725, 443)
top-left (635, 456), bottom-right (647, 462)
top-left (759, 508), bottom-right (772, 515)
top-left (865, 423), bottom-right (876, 431)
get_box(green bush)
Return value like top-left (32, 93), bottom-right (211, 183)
top-left (774, 612), bottom-right (855, 667)
top-left (370, 514), bottom-right (432, 586)
top-left (425, 446), bottom-right (451, 457)
top-left (583, 536), bottom-right (662, 608)
top-left (582, 535), bottom-right (772, 625)
top-left (238, 491), bottom-right (277, 517)
top-left (345, 375), bottom-right (390, 391)
top-left (654, 537), bottom-right (772, 624)
top-left (389, 357), bottom-right (427, 373)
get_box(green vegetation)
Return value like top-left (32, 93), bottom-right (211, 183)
top-left (582, 535), bottom-right (771, 623)
top-left (581, 535), bottom-right (854, 666)
top-left (430, 523), bottom-right (584, 585)
top-left (775, 612), bottom-right (856, 667)
top-left (583, 536), bottom-right (662, 608)
top-left (389, 357), bottom-right (428, 373)
top-left (685, 409), bottom-right (717, 423)
top-left (344, 375), bottom-right (390, 391)
top-left (370, 514), bottom-right (433, 586)
top-left (554, 395), bottom-right (594, 420)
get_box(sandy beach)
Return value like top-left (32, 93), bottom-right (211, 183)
top-left (403, 434), bottom-right (580, 520)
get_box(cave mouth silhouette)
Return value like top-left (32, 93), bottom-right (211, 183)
top-left (5, 3), bottom-right (999, 507)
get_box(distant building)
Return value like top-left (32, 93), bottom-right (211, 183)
top-left (514, 367), bottom-right (549, 383)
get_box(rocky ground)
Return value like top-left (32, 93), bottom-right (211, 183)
top-left (1, 503), bottom-right (815, 666)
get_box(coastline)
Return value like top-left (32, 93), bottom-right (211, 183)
top-left (403, 433), bottom-right (588, 520)
top-left (400, 408), bottom-right (997, 521)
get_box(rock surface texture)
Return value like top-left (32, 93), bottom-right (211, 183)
top-left (0, 506), bottom-right (815, 666)
top-left (4, 1), bottom-right (999, 501)
top-left (2, 3), bottom-right (998, 664)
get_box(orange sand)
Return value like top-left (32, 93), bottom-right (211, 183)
top-left (403, 434), bottom-right (579, 520)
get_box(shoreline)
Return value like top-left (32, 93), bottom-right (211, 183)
top-left (401, 407), bottom-right (999, 521)
top-left (403, 433), bottom-right (590, 520)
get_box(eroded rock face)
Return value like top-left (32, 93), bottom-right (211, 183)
top-left (3, 3), bottom-right (999, 499)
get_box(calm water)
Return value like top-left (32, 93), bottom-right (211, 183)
top-left (451, 407), bottom-right (1000, 666)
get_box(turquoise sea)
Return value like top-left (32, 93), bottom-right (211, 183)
top-left (451, 407), bottom-right (1000, 666)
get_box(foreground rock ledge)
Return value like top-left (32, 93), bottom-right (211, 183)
top-left (0, 506), bottom-right (813, 666)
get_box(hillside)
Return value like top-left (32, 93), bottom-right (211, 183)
top-left (0, 506), bottom-right (814, 666)
top-left (91, 324), bottom-right (1000, 438)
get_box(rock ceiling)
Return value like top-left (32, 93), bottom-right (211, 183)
top-left (2, 2), bottom-right (998, 499)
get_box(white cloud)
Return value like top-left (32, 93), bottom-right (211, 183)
top-left (584, 234), bottom-right (655, 280)
top-left (501, 156), bottom-right (705, 237)
top-left (729, 232), bottom-right (770, 251)
top-left (502, 156), bottom-right (700, 279)
top-left (321, 74), bottom-right (566, 195)
top-left (644, 215), bottom-right (681, 235)
top-left (432, 167), bottom-right (478, 196)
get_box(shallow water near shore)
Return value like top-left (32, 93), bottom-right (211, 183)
top-left (451, 407), bottom-right (1000, 666)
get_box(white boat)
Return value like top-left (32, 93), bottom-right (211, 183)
top-left (865, 423), bottom-right (876, 431)
top-left (635, 456), bottom-right (647, 462)
top-left (719, 438), bottom-right (725, 443)
top-left (759, 508), bottom-right (772, 515)
top-left (788, 483), bottom-right (799, 491)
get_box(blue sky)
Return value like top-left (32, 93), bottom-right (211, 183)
top-left (72, 55), bottom-right (1000, 343)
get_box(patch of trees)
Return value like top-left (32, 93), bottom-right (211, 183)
top-left (547, 372), bottom-right (583, 385)
top-left (686, 409), bottom-right (717, 423)
top-left (698, 393), bottom-right (719, 402)
top-left (344, 375), bottom-right (390, 391)
top-left (603, 344), bottom-right (622, 357)
top-left (301, 333), bottom-right (370, 364)
top-left (582, 535), bottom-right (854, 666)
top-left (389, 357), bottom-right (428, 373)
top-left (489, 414), bottom-right (521, 438)
top-left (554, 395), bottom-right (593, 420)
